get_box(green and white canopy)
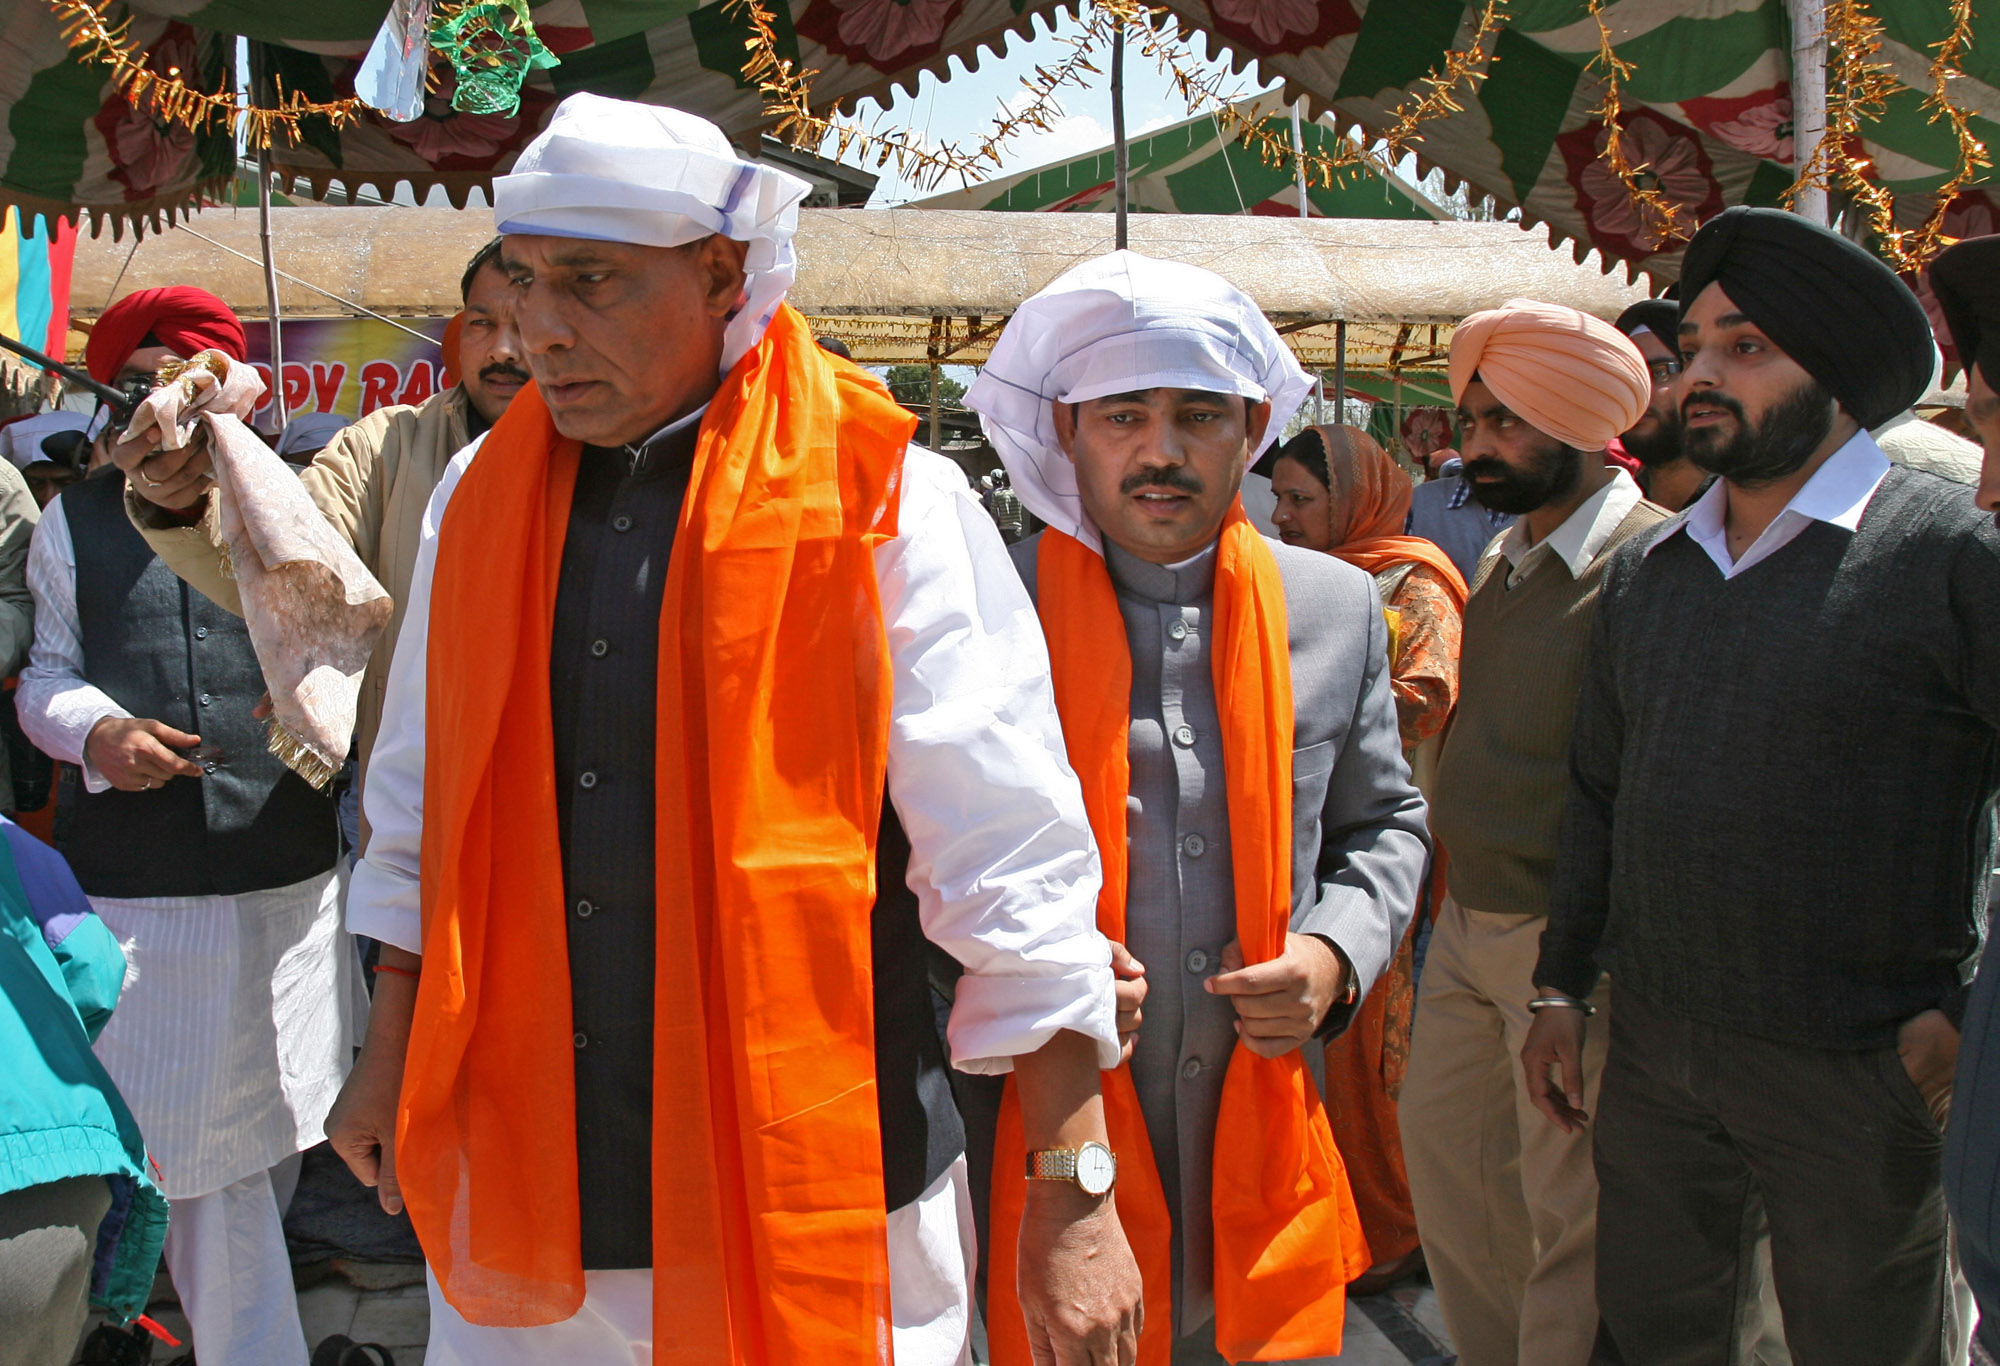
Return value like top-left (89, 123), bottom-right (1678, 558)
top-left (911, 93), bottom-right (1444, 219)
top-left (0, 1), bottom-right (1990, 280)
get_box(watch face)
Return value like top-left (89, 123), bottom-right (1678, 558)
top-left (1075, 1142), bottom-right (1116, 1196)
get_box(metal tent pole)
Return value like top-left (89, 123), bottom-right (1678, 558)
top-left (1112, 17), bottom-right (1129, 250)
top-left (249, 42), bottom-right (288, 431)
top-left (1291, 101), bottom-right (1309, 217)
top-left (1789, 0), bottom-right (1829, 226)
top-left (1334, 321), bottom-right (1347, 420)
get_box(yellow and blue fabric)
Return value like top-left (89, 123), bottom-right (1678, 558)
top-left (0, 208), bottom-right (74, 361)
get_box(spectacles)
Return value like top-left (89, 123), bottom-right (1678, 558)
top-left (1648, 359), bottom-right (1685, 381)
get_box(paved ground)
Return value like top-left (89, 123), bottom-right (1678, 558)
top-left (84, 1269), bottom-right (1450, 1366)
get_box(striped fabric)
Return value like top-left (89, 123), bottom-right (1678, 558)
top-left (0, 208), bottom-right (73, 360)
top-left (86, 868), bottom-right (360, 1201)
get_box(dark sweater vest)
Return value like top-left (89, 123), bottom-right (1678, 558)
top-left (1431, 500), bottom-right (1667, 916)
top-left (1540, 465), bottom-right (2000, 1047)
top-left (58, 472), bottom-right (339, 899)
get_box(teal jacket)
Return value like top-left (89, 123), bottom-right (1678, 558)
top-left (0, 817), bottom-right (168, 1321)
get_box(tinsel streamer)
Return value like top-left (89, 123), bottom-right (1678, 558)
top-left (49, 0), bottom-right (366, 150)
top-left (1584, 0), bottom-right (1693, 250)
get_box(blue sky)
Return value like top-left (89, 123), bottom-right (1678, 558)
top-left (837, 11), bottom-right (1274, 207)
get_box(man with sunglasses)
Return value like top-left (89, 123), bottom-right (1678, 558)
top-left (15, 286), bottom-right (351, 1365)
top-left (1613, 299), bottom-right (1708, 514)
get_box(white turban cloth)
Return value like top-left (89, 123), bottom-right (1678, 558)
top-left (492, 92), bottom-right (811, 372)
top-left (965, 251), bottom-right (1312, 550)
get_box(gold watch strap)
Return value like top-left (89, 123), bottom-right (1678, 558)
top-left (1025, 1148), bottom-right (1080, 1181)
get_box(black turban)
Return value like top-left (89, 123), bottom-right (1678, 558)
top-left (1614, 298), bottom-right (1680, 347)
top-left (1928, 234), bottom-right (2000, 389)
top-left (1678, 206), bottom-right (1933, 428)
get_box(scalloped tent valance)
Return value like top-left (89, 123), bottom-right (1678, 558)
top-left (4, 1), bottom-right (1994, 279)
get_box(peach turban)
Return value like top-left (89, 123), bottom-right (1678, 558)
top-left (1447, 298), bottom-right (1651, 452)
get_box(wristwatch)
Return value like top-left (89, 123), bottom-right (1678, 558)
top-left (1026, 1141), bottom-right (1118, 1196)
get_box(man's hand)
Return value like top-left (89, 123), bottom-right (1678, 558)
top-left (1521, 998), bottom-right (1590, 1134)
top-left (84, 716), bottom-right (204, 792)
top-left (1204, 932), bottom-right (1349, 1059)
top-left (1110, 941), bottom-right (1146, 1065)
top-left (1018, 1187), bottom-right (1142, 1366)
top-left (1897, 1008), bottom-right (1959, 1129)
top-left (112, 427), bottom-right (212, 511)
top-left (325, 946), bottom-right (421, 1215)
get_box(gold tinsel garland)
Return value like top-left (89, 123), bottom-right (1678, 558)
top-left (1585, 0), bottom-right (1693, 250)
top-left (51, 0), bottom-right (367, 151)
top-left (732, 0), bottom-right (1511, 195)
top-left (1789, 0), bottom-right (1988, 272)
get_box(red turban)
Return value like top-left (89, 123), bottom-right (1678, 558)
top-left (86, 286), bottom-right (247, 384)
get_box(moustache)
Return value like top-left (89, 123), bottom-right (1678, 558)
top-left (1683, 390), bottom-right (1744, 424)
top-left (1119, 467), bottom-right (1203, 496)
top-left (480, 364), bottom-right (531, 385)
top-left (1459, 457), bottom-right (1509, 481)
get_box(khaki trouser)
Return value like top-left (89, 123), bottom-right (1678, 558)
top-left (1399, 896), bottom-right (1610, 1366)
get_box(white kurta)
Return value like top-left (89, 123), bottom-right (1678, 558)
top-left (348, 432), bottom-right (1119, 1357)
top-left (16, 500), bottom-right (360, 1200)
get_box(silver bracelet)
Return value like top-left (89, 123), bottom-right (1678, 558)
top-left (1526, 993), bottom-right (1597, 1017)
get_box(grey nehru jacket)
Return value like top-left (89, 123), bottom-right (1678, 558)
top-left (1012, 531), bottom-right (1429, 1334)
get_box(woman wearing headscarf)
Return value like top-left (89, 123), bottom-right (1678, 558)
top-left (1264, 422), bottom-right (1467, 1295)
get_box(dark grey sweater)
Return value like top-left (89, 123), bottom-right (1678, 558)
top-left (1538, 464), bottom-right (2000, 1048)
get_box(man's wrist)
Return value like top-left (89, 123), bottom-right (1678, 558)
top-left (1021, 1178), bottom-right (1114, 1221)
top-left (1528, 986), bottom-right (1596, 1017)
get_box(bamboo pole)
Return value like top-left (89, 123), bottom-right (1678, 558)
top-left (250, 42), bottom-right (288, 431)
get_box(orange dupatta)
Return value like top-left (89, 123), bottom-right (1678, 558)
top-left (402, 303), bottom-right (915, 1362)
top-left (1303, 425), bottom-right (1468, 610)
top-left (988, 504), bottom-right (1367, 1365)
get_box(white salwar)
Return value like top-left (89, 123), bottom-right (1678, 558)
top-left (423, 1157), bottom-right (978, 1366)
top-left (18, 500), bottom-right (361, 1366)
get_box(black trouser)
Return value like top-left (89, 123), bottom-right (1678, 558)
top-left (1947, 939), bottom-right (2000, 1363)
top-left (1594, 988), bottom-right (1948, 1366)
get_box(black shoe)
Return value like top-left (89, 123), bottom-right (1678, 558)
top-left (311, 1336), bottom-right (395, 1366)
top-left (78, 1324), bottom-right (154, 1366)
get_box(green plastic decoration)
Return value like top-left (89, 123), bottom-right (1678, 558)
top-left (429, 0), bottom-right (558, 117)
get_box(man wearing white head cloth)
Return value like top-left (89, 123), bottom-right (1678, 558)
top-left (967, 251), bottom-right (1428, 1365)
top-left (325, 93), bottom-right (1140, 1365)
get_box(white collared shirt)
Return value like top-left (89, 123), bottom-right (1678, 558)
top-left (347, 436), bottom-right (1121, 1076)
top-left (1651, 430), bottom-right (1890, 580)
top-left (1494, 467), bottom-right (1644, 589)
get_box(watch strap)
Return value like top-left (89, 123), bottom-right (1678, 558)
top-left (1025, 1148), bottom-right (1081, 1182)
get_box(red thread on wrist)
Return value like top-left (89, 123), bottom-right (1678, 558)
top-left (372, 963), bottom-right (419, 981)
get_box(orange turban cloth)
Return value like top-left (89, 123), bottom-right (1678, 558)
top-left (86, 286), bottom-right (247, 384)
top-left (1447, 298), bottom-right (1650, 452)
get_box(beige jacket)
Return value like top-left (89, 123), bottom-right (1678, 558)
top-left (128, 386), bottom-right (474, 770)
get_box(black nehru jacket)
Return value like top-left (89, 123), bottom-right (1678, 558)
top-left (58, 470), bottom-right (339, 897)
top-left (549, 415), bottom-right (963, 1269)
top-left (1539, 465), bottom-right (2000, 1047)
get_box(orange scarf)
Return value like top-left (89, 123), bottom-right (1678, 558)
top-left (1305, 424), bottom-right (1468, 609)
top-left (402, 303), bottom-right (915, 1361)
top-left (988, 504), bottom-right (1367, 1364)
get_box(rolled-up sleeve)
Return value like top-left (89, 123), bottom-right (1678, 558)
top-left (876, 451), bottom-right (1117, 1074)
top-left (345, 440), bottom-right (485, 954)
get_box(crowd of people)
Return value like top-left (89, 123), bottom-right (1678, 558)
top-left (0, 88), bottom-right (1997, 1366)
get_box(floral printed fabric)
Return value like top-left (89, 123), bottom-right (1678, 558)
top-left (1385, 563), bottom-right (1462, 753)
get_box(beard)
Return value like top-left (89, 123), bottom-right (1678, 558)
top-left (1684, 378), bottom-right (1836, 487)
top-left (1462, 439), bottom-right (1583, 515)
top-left (1620, 409), bottom-right (1684, 467)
